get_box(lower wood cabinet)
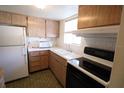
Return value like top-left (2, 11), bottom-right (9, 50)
top-left (29, 50), bottom-right (49, 72)
top-left (49, 51), bottom-right (67, 87)
top-left (40, 55), bottom-right (49, 69)
top-left (29, 50), bottom-right (67, 87)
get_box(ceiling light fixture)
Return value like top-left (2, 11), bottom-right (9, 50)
top-left (34, 4), bottom-right (47, 9)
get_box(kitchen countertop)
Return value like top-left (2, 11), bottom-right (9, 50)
top-left (28, 47), bottom-right (83, 60)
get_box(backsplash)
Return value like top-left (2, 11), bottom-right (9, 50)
top-left (82, 37), bottom-right (117, 51)
top-left (57, 37), bottom-right (117, 55)
top-left (27, 37), bottom-right (57, 48)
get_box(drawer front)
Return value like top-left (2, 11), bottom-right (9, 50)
top-left (29, 65), bottom-right (41, 72)
top-left (30, 61), bottom-right (41, 67)
top-left (29, 56), bottom-right (40, 62)
top-left (40, 50), bottom-right (49, 55)
top-left (29, 51), bottom-right (39, 56)
top-left (50, 51), bottom-right (67, 66)
top-left (55, 55), bottom-right (67, 66)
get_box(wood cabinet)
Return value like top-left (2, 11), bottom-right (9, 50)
top-left (28, 18), bottom-right (59, 38)
top-left (0, 10), bottom-right (59, 38)
top-left (49, 54), bottom-right (57, 74)
top-left (46, 20), bottom-right (59, 37)
top-left (0, 11), bottom-right (27, 26)
top-left (49, 51), bottom-right (67, 87)
top-left (78, 5), bottom-right (122, 29)
top-left (55, 59), bottom-right (66, 87)
top-left (28, 16), bottom-right (45, 37)
top-left (40, 51), bottom-right (49, 69)
top-left (12, 14), bottom-right (27, 26)
top-left (29, 50), bottom-right (49, 72)
top-left (40, 55), bottom-right (49, 69)
top-left (0, 11), bottom-right (11, 24)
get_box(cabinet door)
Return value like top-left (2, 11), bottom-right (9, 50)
top-left (49, 54), bottom-right (56, 73)
top-left (78, 5), bottom-right (122, 29)
top-left (12, 14), bottom-right (27, 26)
top-left (49, 52), bottom-right (67, 87)
top-left (0, 11), bottom-right (11, 24)
top-left (28, 17), bottom-right (45, 37)
top-left (40, 55), bottom-right (48, 69)
top-left (46, 20), bottom-right (59, 37)
top-left (55, 60), bottom-right (66, 87)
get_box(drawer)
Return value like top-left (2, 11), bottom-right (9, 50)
top-left (29, 65), bottom-right (41, 72)
top-left (52, 56), bottom-right (67, 66)
top-left (29, 56), bottom-right (40, 62)
top-left (29, 51), bottom-right (39, 56)
top-left (30, 61), bottom-right (41, 66)
top-left (40, 50), bottom-right (49, 55)
top-left (50, 52), bottom-right (67, 66)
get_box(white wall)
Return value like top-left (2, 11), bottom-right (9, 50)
top-left (109, 6), bottom-right (124, 88)
top-left (56, 20), bottom-right (117, 55)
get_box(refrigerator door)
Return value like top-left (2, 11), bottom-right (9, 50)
top-left (0, 46), bottom-right (29, 82)
top-left (0, 25), bottom-right (25, 46)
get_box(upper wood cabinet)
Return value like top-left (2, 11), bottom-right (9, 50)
top-left (0, 11), bottom-right (11, 24)
top-left (28, 16), bottom-right (45, 37)
top-left (0, 10), bottom-right (59, 38)
top-left (12, 14), bottom-right (27, 26)
top-left (46, 20), bottom-right (59, 37)
top-left (0, 11), bottom-right (27, 26)
top-left (78, 5), bottom-right (122, 29)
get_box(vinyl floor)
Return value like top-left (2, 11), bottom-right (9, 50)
top-left (6, 69), bottom-right (62, 88)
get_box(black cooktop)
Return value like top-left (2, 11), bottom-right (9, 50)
top-left (70, 57), bottom-right (111, 82)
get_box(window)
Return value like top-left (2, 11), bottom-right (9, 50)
top-left (64, 18), bottom-right (81, 45)
top-left (65, 18), bottom-right (77, 32)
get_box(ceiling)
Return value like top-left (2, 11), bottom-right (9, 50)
top-left (0, 5), bottom-right (78, 20)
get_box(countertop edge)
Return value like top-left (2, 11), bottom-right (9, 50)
top-left (28, 47), bottom-right (83, 61)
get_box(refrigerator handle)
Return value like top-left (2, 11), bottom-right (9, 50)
top-left (22, 47), bottom-right (28, 64)
top-left (22, 47), bottom-right (27, 56)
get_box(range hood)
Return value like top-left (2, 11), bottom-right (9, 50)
top-left (72, 25), bottom-right (120, 38)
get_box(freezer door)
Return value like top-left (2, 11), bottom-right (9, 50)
top-left (0, 25), bottom-right (25, 46)
top-left (0, 46), bottom-right (29, 82)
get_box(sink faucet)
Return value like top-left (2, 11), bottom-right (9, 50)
top-left (67, 44), bottom-right (72, 52)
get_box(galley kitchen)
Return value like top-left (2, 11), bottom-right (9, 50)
top-left (0, 5), bottom-right (124, 88)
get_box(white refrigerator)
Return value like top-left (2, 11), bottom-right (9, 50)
top-left (0, 25), bottom-right (29, 82)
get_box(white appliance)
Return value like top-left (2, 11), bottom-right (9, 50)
top-left (39, 41), bottom-right (50, 48)
top-left (0, 25), bottom-right (29, 82)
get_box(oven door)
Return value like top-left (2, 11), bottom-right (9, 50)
top-left (66, 63), bottom-right (105, 88)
